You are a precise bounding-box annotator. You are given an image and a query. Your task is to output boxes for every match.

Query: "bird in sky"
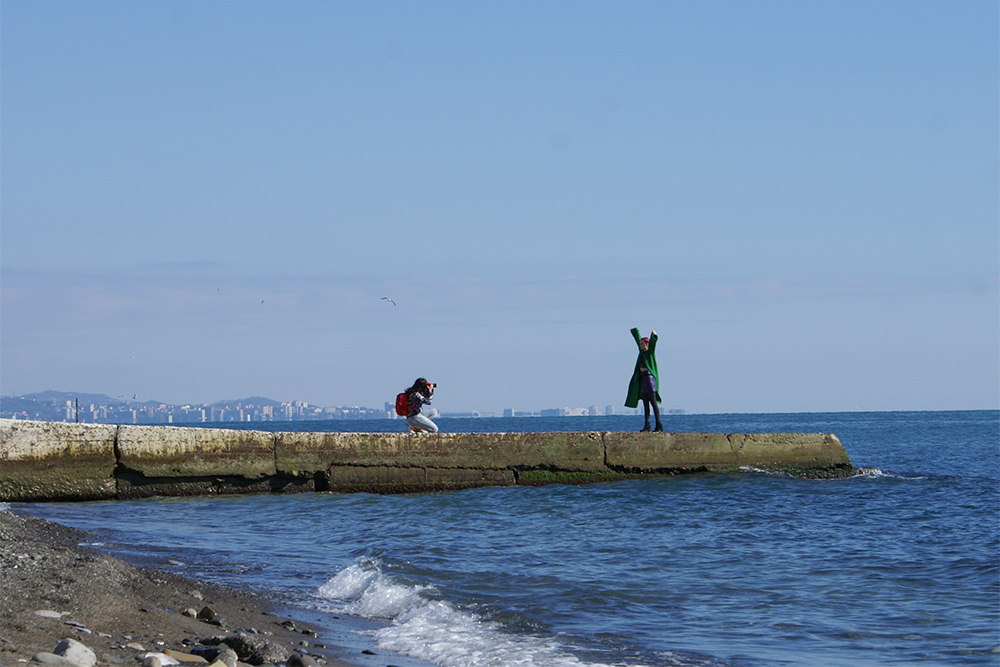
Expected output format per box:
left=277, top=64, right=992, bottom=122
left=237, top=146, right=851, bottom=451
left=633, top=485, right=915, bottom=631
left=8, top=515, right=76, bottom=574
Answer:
left=381, top=297, right=396, bottom=306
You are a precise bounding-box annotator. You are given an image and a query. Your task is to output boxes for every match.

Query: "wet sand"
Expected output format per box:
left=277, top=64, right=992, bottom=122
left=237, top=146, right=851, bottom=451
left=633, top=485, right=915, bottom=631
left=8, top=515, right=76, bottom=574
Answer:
left=0, top=510, right=369, bottom=667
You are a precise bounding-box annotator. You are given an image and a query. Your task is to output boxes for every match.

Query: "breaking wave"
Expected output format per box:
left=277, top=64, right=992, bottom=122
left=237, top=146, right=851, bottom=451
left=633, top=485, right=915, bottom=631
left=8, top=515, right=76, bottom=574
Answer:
left=316, top=557, right=651, bottom=667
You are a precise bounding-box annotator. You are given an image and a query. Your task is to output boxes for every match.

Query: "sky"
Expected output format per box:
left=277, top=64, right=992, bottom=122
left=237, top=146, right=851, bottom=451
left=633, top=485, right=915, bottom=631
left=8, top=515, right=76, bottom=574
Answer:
left=2, top=1, right=997, bottom=414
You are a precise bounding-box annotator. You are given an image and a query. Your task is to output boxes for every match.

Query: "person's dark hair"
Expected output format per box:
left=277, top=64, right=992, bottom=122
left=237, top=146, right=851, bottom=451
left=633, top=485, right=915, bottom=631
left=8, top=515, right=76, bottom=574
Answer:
left=406, top=378, right=432, bottom=397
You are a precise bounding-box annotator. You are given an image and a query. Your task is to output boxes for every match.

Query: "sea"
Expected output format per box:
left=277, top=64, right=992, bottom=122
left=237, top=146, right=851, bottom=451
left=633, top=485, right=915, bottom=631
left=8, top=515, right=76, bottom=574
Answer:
left=8, top=411, right=999, bottom=667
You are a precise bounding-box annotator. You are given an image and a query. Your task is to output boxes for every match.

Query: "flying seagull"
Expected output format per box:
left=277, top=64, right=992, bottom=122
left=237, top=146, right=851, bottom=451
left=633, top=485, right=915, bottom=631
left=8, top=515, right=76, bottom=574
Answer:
left=381, top=297, right=396, bottom=306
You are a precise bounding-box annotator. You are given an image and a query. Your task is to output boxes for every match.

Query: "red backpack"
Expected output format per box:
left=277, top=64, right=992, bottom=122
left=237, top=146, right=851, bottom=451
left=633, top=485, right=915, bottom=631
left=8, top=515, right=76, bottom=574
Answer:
left=395, top=392, right=410, bottom=416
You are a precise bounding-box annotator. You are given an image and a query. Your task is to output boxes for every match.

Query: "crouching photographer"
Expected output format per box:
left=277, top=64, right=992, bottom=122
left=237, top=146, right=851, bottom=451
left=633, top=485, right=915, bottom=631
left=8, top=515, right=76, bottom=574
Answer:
left=404, top=378, right=438, bottom=433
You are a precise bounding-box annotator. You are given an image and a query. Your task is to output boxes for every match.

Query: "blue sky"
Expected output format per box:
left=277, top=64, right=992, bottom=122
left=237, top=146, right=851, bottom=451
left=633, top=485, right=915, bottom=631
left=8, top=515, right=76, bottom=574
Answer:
left=2, top=1, right=997, bottom=414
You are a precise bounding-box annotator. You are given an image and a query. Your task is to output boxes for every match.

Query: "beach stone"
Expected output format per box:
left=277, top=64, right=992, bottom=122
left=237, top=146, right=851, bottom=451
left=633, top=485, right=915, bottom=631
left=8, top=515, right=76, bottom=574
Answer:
left=142, top=657, right=161, bottom=667
left=215, top=647, right=238, bottom=667
left=184, top=649, right=211, bottom=663
left=54, top=638, right=96, bottom=667
left=34, top=610, right=68, bottom=619
left=31, top=652, right=80, bottom=666
left=64, top=621, right=91, bottom=634
left=209, top=632, right=289, bottom=665
left=182, top=608, right=198, bottom=618
left=286, top=655, right=318, bottom=667
left=163, top=649, right=207, bottom=663
left=197, top=606, right=217, bottom=620
left=125, top=642, right=145, bottom=651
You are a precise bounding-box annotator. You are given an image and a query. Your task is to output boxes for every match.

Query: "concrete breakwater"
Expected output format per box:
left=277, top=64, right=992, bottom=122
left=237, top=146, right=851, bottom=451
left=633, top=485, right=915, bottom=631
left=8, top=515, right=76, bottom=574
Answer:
left=0, top=418, right=853, bottom=502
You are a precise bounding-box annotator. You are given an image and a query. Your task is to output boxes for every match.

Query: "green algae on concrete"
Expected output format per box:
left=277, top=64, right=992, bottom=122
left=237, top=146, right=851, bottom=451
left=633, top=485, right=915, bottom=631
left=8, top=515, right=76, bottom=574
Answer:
left=324, top=464, right=515, bottom=494
left=516, top=469, right=628, bottom=485
left=0, top=420, right=118, bottom=501
left=116, top=424, right=276, bottom=479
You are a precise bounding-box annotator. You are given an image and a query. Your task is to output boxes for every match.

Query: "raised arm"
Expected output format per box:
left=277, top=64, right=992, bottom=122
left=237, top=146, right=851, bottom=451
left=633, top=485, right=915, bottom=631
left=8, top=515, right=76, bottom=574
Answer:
left=631, top=327, right=642, bottom=348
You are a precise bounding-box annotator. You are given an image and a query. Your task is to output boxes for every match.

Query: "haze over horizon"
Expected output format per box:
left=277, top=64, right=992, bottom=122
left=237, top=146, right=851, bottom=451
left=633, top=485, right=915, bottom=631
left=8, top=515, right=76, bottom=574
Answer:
left=2, top=2, right=997, bottom=414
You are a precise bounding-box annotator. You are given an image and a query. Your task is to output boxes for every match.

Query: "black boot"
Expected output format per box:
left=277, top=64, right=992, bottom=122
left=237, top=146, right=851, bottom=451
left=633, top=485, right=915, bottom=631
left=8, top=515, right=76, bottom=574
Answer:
left=654, top=422, right=663, bottom=432
left=640, top=422, right=651, bottom=432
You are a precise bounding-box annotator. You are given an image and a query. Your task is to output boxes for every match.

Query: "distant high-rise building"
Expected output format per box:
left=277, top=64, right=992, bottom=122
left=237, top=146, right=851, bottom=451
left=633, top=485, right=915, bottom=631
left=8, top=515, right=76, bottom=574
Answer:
left=503, top=408, right=514, bottom=417
left=605, top=405, right=614, bottom=415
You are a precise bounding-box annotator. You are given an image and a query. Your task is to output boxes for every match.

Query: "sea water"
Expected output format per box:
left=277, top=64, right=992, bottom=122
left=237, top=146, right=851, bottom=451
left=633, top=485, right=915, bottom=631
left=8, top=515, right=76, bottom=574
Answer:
left=10, top=411, right=999, bottom=666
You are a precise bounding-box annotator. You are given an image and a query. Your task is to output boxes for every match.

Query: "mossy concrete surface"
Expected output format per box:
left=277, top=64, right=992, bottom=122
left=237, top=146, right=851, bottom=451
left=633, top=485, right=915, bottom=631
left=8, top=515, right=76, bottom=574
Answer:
left=0, top=420, right=118, bottom=501
left=275, top=431, right=605, bottom=474
left=604, top=432, right=850, bottom=472
left=117, top=424, right=276, bottom=478
left=0, top=419, right=854, bottom=501
left=605, top=432, right=736, bottom=470
left=732, top=433, right=849, bottom=468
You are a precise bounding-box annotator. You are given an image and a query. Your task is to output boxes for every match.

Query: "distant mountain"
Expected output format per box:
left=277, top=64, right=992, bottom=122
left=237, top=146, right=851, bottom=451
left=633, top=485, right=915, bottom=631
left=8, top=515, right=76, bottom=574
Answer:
left=2, top=391, right=289, bottom=408
left=19, top=390, right=130, bottom=405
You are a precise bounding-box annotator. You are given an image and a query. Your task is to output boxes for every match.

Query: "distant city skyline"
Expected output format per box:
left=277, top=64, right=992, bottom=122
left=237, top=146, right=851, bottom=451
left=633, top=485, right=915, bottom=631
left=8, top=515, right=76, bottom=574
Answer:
left=0, top=389, right=659, bottom=424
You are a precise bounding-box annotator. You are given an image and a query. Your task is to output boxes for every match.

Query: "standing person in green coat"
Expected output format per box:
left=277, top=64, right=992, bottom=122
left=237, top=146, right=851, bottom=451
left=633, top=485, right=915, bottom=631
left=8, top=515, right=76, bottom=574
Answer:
left=625, top=327, right=662, bottom=432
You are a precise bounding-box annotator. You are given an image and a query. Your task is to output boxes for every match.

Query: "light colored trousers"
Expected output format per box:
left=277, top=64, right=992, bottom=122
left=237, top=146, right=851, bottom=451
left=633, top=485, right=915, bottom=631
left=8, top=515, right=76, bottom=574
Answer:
left=407, top=412, right=439, bottom=433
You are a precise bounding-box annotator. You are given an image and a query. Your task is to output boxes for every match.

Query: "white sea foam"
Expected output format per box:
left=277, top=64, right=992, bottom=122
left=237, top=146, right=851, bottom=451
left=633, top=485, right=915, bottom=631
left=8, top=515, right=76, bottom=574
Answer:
left=317, top=559, right=381, bottom=602
left=317, top=558, right=650, bottom=667
left=740, top=465, right=925, bottom=481
left=851, top=466, right=889, bottom=478
left=849, top=467, right=924, bottom=480
left=737, top=466, right=785, bottom=475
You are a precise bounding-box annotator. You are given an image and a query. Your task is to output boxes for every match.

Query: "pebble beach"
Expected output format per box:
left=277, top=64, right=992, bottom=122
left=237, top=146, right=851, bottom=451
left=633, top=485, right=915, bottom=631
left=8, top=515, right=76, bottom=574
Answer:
left=0, top=510, right=366, bottom=667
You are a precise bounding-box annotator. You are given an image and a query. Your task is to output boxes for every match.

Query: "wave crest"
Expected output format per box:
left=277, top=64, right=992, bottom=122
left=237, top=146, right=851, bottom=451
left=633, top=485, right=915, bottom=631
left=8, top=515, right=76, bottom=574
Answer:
left=316, top=557, right=649, bottom=667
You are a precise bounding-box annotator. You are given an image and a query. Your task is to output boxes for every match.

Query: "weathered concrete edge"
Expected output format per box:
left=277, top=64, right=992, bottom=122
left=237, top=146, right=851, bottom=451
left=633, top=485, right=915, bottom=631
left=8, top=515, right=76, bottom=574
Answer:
left=0, top=419, right=854, bottom=501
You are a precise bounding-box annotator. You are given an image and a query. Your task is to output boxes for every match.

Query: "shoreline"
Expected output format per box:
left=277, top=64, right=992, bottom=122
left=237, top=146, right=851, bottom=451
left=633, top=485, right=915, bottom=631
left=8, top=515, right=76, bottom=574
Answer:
left=0, top=509, right=371, bottom=667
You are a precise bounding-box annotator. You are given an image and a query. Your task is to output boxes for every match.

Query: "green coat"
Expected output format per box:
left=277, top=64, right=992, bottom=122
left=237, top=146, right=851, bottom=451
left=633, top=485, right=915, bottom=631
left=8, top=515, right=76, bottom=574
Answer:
left=625, top=327, right=661, bottom=408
